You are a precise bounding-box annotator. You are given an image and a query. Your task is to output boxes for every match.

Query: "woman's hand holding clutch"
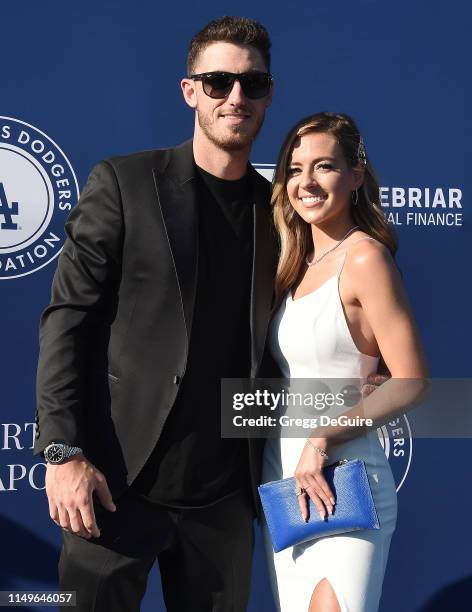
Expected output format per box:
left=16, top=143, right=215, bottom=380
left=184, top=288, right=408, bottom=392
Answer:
left=294, top=437, right=336, bottom=522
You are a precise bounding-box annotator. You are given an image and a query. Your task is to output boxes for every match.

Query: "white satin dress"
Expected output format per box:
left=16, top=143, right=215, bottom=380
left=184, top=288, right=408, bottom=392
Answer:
left=262, top=238, right=398, bottom=612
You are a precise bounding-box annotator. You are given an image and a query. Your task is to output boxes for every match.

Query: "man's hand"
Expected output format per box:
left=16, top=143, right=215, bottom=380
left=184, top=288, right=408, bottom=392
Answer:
left=361, top=370, right=390, bottom=398
left=45, top=454, right=116, bottom=539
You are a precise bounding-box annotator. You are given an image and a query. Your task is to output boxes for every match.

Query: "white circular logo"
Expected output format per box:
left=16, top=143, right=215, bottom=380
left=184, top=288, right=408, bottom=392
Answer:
left=0, top=117, right=79, bottom=279
left=377, top=415, right=413, bottom=491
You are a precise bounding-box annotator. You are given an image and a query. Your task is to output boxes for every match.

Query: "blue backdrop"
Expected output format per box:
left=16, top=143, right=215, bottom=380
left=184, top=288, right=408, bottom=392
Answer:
left=1, top=1, right=470, bottom=610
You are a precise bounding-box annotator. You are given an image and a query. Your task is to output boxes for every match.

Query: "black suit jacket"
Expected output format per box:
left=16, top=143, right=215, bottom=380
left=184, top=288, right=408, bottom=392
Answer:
left=34, top=139, right=278, bottom=515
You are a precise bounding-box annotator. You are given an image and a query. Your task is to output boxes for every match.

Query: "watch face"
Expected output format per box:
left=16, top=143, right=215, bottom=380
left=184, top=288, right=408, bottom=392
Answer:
left=46, top=444, right=65, bottom=463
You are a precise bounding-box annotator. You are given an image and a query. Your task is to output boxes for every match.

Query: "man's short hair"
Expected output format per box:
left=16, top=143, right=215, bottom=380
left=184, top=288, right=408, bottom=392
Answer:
left=187, top=16, right=271, bottom=75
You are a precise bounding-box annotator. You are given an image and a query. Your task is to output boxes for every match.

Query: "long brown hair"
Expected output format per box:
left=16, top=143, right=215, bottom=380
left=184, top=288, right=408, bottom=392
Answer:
left=272, top=112, right=397, bottom=306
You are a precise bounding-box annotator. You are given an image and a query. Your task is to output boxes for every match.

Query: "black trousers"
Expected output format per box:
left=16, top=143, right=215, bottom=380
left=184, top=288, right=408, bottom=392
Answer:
left=58, top=488, right=255, bottom=612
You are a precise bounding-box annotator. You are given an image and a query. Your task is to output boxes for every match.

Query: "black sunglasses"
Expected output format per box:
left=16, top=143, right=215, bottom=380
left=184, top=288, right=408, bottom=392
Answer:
left=188, top=71, right=273, bottom=99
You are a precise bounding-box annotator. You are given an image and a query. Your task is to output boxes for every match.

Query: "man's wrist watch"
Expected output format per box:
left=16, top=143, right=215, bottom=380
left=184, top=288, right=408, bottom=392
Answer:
left=44, top=442, right=83, bottom=464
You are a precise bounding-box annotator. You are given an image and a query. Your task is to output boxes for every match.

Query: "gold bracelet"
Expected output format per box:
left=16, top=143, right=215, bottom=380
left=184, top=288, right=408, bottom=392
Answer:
left=305, top=439, right=329, bottom=459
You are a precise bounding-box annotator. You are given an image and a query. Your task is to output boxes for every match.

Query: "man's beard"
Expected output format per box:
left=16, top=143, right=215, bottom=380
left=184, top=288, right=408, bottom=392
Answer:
left=196, top=110, right=265, bottom=152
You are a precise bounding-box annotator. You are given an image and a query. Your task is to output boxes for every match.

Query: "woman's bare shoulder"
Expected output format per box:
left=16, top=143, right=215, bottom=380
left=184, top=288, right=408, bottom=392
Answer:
left=347, top=235, right=394, bottom=269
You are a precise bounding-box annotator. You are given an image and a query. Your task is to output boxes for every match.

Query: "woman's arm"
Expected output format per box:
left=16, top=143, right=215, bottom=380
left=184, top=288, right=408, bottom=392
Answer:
left=348, top=239, right=428, bottom=378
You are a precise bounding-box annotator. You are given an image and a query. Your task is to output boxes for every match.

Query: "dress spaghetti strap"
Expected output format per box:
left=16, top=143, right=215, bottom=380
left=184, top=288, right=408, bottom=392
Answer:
left=348, top=235, right=378, bottom=247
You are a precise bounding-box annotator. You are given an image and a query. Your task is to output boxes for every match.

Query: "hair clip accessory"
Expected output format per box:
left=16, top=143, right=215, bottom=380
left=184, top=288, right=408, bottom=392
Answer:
left=358, top=136, right=367, bottom=166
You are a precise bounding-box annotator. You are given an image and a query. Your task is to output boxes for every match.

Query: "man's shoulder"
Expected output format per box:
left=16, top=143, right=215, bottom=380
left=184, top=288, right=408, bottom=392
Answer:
left=104, top=146, right=170, bottom=176
left=248, top=163, right=272, bottom=206
left=103, top=139, right=192, bottom=178
left=249, top=163, right=271, bottom=186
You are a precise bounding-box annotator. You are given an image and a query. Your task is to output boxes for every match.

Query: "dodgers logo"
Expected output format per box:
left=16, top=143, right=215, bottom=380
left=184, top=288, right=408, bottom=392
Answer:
left=0, top=116, right=79, bottom=279
left=377, top=415, right=412, bottom=492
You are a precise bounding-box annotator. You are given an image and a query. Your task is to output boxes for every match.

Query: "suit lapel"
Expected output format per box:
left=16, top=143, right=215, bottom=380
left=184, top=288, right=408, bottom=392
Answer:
left=249, top=166, right=278, bottom=377
left=152, top=139, right=198, bottom=345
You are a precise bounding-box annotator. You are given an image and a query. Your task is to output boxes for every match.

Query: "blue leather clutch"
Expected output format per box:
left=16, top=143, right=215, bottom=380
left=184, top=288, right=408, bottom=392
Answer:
left=258, top=459, right=380, bottom=552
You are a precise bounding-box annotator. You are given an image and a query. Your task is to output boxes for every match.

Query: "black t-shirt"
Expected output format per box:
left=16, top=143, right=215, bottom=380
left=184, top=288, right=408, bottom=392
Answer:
left=129, top=164, right=254, bottom=508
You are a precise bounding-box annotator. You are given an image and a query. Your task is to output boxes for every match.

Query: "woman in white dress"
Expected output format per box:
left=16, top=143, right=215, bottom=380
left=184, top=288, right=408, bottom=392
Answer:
left=262, top=112, right=428, bottom=612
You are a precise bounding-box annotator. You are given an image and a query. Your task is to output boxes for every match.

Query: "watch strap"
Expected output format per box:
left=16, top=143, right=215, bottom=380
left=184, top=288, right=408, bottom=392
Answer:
left=64, top=445, right=83, bottom=459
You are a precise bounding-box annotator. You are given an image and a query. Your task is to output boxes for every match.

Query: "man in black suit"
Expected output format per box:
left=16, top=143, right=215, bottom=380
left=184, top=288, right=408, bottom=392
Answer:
left=34, top=15, right=277, bottom=612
